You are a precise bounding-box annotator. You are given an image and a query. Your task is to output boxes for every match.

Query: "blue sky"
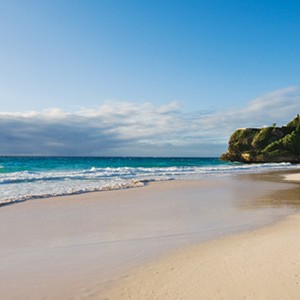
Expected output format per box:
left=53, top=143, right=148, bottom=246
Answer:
left=0, top=0, right=300, bottom=156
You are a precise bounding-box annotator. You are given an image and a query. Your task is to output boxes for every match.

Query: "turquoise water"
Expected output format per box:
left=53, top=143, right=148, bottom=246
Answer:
left=0, top=156, right=226, bottom=173
left=0, top=156, right=296, bottom=205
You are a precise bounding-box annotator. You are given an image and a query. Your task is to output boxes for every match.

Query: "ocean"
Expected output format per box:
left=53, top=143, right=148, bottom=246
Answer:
left=0, top=156, right=297, bottom=205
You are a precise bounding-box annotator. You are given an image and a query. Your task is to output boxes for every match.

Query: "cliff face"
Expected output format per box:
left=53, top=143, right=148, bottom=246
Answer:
left=221, top=116, right=300, bottom=163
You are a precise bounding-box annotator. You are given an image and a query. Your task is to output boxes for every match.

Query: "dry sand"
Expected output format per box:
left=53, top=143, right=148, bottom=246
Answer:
left=285, top=172, right=300, bottom=182
left=1, top=174, right=300, bottom=299
left=103, top=212, right=300, bottom=300
left=102, top=173, right=300, bottom=300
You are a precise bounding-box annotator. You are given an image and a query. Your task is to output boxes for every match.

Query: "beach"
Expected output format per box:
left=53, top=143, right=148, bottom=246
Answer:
left=1, top=171, right=300, bottom=299
left=2, top=0, right=300, bottom=299
left=103, top=209, right=300, bottom=300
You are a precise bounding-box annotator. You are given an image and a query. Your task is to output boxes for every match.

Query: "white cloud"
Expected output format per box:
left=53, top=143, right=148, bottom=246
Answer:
left=0, top=87, right=299, bottom=156
left=198, top=86, right=300, bottom=132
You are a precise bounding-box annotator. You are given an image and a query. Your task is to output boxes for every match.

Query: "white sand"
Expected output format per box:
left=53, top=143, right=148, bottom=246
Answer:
left=103, top=213, right=300, bottom=300
left=0, top=176, right=299, bottom=299
left=285, top=172, right=300, bottom=182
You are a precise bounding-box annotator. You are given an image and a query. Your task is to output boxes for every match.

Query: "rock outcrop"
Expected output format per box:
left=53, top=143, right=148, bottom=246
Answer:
left=221, top=115, right=300, bottom=163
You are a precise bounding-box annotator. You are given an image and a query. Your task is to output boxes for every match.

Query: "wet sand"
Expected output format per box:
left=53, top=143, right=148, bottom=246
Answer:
left=103, top=212, right=300, bottom=300
left=0, top=173, right=299, bottom=299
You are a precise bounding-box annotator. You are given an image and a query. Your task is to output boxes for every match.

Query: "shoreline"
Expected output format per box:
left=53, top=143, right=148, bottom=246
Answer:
left=103, top=211, right=300, bottom=300
left=102, top=171, right=300, bottom=299
left=1, top=170, right=300, bottom=299
left=1, top=161, right=299, bottom=207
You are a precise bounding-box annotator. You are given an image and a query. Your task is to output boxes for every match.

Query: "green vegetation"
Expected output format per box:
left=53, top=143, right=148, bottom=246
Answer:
left=251, top=127, right=273, bottom=149
left=263, top=126, right=300, bottom=155
left=221, top=116, right=300, bottom=163
left=286, top=114, right=300, bottom=127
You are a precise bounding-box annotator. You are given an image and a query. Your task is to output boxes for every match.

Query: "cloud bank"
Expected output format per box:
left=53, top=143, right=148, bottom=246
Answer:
left=1, top=87, right=300, bottom=156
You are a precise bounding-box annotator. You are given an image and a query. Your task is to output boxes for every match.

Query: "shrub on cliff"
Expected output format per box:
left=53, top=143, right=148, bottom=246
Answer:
left=221, top=115, right=300, bottom=163
left=262, top=126, right=300, bottom=156
left=251, top=127, right=273, bottom=149
left=287, top=114, right=300, bottom=127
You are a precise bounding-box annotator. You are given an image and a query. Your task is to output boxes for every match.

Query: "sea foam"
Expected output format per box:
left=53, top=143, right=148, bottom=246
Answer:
left=0, top=157, right=298, bottom=206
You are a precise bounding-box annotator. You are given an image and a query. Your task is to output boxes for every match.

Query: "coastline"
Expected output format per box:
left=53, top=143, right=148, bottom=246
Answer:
left=102, top=171, right=300, bottom=300
left=103, top=211, right=300, bottom=300
left=1, top=171, right=300, bottom=299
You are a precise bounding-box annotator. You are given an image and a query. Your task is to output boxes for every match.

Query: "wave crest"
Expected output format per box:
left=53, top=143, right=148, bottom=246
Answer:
left=0, top=161, right=298, bottom=206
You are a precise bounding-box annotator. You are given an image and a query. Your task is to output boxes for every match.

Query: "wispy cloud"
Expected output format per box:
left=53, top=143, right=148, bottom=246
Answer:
left=0, top=87, right=299, bottom=156
left=197, top=86, right=300, bottom=135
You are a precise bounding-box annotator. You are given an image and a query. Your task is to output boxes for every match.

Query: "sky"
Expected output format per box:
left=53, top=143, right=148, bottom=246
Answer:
left=0, top=0, right=300, bottom=156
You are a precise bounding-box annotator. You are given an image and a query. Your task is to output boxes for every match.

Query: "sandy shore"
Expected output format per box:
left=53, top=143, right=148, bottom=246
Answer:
left=103, top=212, right=300, bottom=300
left=285, top=172, right=300, bottom=182
left=1, top=173, right=300, bottom=299
left=103, top=172, right=300, bottom=300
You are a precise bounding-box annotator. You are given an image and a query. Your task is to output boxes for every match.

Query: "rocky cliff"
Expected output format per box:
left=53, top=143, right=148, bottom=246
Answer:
left=221, top=115, right=300, bottom=163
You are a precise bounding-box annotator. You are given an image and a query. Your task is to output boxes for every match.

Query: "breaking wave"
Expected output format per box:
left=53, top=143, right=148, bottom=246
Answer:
left=0, top=159, right=298, bottom=206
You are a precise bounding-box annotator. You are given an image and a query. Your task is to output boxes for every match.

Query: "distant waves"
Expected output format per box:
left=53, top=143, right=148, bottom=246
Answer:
left=0, top=157, right=298, bottom=206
